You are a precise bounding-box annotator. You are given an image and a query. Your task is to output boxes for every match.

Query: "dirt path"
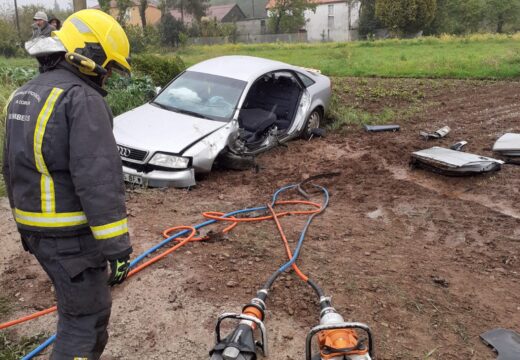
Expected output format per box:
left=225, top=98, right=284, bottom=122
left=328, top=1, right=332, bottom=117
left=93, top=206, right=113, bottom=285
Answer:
left=1, top=78, right=519, bottom=359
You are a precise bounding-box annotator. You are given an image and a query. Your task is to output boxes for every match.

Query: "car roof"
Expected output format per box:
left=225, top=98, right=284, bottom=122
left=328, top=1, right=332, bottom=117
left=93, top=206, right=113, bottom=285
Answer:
left=186, top=55, right=301, bottom=82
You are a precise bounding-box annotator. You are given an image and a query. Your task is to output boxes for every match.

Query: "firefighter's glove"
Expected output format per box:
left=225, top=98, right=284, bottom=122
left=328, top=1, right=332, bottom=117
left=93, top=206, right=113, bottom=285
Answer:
left=108, top=256, right=130, bottom=286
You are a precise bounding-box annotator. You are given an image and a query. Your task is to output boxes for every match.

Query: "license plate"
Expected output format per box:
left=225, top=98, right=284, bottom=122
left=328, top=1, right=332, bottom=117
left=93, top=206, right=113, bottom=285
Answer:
left=123, top=173, right=143, bottom=185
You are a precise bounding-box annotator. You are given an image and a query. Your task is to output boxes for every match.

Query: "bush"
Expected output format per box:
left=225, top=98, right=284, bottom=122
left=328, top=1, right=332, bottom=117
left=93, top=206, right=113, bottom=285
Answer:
left=125, top=25, right=160, bottom=53
left=0, top=20, right=21, bottom=58
left=131, top=53, right=185, bottom=87
left=0, top=67, right=38, bottom=86
left=105, top=74, right=156, bottom=116
left=158, top=14, right=185, bottom=47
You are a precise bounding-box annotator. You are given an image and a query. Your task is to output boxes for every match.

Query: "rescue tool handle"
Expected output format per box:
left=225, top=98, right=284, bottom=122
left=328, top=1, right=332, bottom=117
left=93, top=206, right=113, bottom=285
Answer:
left=215, top=312, right=268, bottom=356
left=305, top=322, right=374, bottom=360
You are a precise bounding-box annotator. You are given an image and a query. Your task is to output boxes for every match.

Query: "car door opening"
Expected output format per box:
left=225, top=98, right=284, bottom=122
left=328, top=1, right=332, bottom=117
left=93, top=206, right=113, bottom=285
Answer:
left=239, top=72, right=303, bottom=146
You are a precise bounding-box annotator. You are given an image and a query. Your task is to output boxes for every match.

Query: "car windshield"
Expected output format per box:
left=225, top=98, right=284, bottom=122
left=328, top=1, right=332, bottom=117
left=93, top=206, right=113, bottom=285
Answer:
left=153, top=71, right=247, bottom=121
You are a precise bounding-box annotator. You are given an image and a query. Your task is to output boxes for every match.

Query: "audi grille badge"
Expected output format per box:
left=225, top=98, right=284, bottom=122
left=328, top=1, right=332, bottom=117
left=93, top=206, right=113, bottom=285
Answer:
left=118, top=145, right=131, bottom=158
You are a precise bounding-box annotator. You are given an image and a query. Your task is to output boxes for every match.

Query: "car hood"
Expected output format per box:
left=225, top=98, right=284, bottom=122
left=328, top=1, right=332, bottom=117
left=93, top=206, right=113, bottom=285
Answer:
left=113, top=103, right=228, bottom=154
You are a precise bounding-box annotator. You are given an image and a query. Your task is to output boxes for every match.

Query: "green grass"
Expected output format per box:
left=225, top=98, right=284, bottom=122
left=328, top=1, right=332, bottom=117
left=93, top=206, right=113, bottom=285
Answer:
left=0, top=332, right=49, bottom=360
left=174, top=33, right=520, bottom=79
left=0, top=57, right=35, bottom=68
left=0, top=296, right=10, bottom=316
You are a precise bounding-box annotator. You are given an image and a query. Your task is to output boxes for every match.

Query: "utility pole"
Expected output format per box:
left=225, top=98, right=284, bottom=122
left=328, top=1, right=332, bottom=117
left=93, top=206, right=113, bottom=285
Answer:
left=13, top=0, right=21, bottom=39
left=73, top=0, right=87, bottom=12
left=252, top=0, right=255, bottom=17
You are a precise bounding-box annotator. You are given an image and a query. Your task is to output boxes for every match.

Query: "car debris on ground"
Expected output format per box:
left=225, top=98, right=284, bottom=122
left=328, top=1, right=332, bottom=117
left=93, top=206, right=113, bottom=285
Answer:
left=493, top=133, right=520, bottom=163
left=420, top=125, right=451, bottom=140
left=364, top=124, right=400, bottom=132
left=410, top=146, right=504, bottom=176
left=449, top=140, right=468, bottom=151
left=480, top=328, right=520, bottom=360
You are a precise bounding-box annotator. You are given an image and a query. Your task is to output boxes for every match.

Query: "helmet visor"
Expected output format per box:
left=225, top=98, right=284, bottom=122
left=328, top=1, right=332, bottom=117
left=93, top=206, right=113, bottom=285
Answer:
left=107, top=59, right=131, bottom=77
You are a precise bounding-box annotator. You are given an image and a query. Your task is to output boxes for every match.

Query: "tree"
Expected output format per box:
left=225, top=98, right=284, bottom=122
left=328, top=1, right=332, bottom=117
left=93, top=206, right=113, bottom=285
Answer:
left=267, top=0, right=316, bottom=34
left=0, top=18, right=20, bottom=57
left=425, top=0, right=485, bottom=35
left=171, top=0, right=207, bottom=24
left=158, top=12, right=184, bottom=46
left=98, top=0, right=111, bottom=13
left=485, top=0, right=520, bottom=33
left=116, top=0, right=132, bottom=26
left=139, top=0, right=147, bottom=27
left=375, top=0, right=437, bottom=36
left=359, top=0, right=383, bottom=37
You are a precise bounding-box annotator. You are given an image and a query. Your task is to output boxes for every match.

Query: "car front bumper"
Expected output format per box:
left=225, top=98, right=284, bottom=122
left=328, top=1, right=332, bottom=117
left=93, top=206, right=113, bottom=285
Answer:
left=122, top=165, right=196, bottom=188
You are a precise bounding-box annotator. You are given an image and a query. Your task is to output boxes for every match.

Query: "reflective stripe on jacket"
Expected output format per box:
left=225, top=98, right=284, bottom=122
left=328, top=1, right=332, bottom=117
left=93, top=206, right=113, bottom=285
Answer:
left=2, top=62, right=132, bottom=260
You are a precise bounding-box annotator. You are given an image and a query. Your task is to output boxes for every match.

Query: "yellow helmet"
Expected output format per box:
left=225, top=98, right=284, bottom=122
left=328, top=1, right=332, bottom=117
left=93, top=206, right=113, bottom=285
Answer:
left=54, top=9, right=131, bottom=76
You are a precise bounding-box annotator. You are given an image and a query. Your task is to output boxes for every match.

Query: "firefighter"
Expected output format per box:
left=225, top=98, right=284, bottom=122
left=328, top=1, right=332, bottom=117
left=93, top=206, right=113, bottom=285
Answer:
left=2, top=9, right=133, bottom=359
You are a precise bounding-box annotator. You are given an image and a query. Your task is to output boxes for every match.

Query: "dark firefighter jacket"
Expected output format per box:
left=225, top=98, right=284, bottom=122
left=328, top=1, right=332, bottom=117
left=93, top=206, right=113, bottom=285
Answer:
left=2, top=61, right=132, bottom=261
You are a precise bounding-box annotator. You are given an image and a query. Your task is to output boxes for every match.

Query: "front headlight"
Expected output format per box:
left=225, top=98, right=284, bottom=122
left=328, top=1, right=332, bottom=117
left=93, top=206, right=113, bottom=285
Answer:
left=149, top=153, right=189, bottom=169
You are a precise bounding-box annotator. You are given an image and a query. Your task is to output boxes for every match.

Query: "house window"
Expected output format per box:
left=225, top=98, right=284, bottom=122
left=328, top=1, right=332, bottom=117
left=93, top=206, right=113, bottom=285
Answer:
left=328, top=4, right=334, bottom=28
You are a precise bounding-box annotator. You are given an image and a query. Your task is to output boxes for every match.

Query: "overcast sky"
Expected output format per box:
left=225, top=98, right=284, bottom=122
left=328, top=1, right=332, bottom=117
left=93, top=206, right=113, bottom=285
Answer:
left=3, top=0, right=99, bottom=11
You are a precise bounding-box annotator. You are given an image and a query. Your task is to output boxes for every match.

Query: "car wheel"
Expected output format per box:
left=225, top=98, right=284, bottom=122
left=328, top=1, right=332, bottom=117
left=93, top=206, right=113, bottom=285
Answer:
left=217, top=150, right=256, bottom=170
left=301, top=109, right=322, bottom=140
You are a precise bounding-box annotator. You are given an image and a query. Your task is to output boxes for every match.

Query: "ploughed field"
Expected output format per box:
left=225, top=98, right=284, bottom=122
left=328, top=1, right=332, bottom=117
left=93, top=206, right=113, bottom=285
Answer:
left=1, top=77, right=519, bottom=359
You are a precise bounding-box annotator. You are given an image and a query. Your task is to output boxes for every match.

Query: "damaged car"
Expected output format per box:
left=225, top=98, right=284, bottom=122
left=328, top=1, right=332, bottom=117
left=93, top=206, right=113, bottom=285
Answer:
left=113, top=55, right=331, bottom=187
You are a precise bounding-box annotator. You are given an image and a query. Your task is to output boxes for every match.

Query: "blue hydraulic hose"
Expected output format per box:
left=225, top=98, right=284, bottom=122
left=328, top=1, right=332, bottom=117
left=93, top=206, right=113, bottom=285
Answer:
left=273, top=185, right=329, bottom=273
left=21, top=334, right=56, bottom=360
left=21, top=200, right=279, bottom=359
left=130, top=205, right=266, bottom=267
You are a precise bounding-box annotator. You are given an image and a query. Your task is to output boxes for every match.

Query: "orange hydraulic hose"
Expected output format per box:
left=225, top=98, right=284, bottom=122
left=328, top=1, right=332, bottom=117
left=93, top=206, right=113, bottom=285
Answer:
left=0, top=306, right=58, bottom=330
left=202, top=200, right=321, bottom=223
left=267, top=203, right=309, bottom=282
left=128, top=226, right=197, bottom=277
left=0, top=227, right=197, bottom=331
left=0, top=200, right=322, bottom=331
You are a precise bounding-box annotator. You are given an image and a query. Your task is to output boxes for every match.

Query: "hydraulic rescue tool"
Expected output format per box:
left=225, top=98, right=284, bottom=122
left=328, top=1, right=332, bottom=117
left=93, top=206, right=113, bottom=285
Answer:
left=306, top=297, right=373, bottom=360
left=14, top=180, right=374, bottom=359
left=209, top=182, right=374, bottom=360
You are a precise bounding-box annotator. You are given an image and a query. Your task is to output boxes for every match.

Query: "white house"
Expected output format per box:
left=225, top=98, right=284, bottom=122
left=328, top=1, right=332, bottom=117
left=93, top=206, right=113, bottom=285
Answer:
left=266, top=0, right=361, bottom=42
left=305, top=0, right=360, bottom=42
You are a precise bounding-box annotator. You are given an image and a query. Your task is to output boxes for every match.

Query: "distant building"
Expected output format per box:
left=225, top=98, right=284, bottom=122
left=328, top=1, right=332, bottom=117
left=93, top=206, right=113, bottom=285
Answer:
left=91, top=0, right=161, bottom=26
left=208, top=0, right=268, bottom=19
left=169, top=4, right=247, bottom=25
left=266, top=0, right=360, bottom=42
left=206, top=4, right=247, bottom=22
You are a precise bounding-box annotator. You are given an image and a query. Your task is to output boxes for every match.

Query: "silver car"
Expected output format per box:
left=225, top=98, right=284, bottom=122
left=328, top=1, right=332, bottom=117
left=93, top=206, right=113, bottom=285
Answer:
left=113, top=55, right=331, bottom=187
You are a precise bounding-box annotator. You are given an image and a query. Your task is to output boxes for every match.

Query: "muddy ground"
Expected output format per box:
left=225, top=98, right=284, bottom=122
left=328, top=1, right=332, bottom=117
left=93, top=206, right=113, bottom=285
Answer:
left=1, top=78, right=519, bottom=359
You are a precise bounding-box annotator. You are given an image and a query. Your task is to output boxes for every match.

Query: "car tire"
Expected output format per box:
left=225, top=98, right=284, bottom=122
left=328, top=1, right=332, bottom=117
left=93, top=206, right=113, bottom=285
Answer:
left=217, top=150, right=256, bottom=170
left=300, top=108, right=322, bottom=140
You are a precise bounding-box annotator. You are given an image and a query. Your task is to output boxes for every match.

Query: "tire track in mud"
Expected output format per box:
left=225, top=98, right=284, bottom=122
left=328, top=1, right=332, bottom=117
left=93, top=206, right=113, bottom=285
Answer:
left=382, top=161, right=520, bottom=220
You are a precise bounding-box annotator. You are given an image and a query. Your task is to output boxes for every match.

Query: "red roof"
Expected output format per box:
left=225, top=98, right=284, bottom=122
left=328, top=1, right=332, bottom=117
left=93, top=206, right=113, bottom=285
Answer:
left=206, top=4, right=236, bottom=21
left=169, top=9, right=194, bottom=23
left=91, top=0, right=158, bottom=9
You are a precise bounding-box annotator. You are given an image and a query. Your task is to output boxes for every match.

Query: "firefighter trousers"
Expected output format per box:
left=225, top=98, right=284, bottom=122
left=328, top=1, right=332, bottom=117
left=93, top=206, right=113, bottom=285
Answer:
left=22, top=232, right=112, bottom=360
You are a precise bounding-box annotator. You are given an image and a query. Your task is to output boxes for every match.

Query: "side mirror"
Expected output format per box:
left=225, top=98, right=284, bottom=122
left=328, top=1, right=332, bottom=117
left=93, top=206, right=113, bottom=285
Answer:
left=155, top=86, right=162, bottom=95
